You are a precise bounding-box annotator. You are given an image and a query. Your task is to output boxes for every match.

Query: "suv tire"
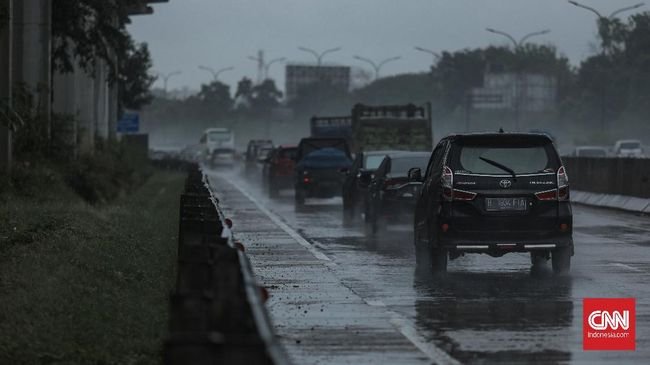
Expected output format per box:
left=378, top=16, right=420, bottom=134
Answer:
left=552, top=246, right=571, bottom=275
left=295, top=187, right=306, bottom=207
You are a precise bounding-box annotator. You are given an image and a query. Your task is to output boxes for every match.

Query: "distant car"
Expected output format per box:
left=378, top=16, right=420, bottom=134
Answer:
left=294, top=141, right=352, bottom=207
left=245, top=139, right=273, bottom=174
left=572, top=146, right=609, bottom=158
left=614, top=139, right=644, bottom=158
left=411, top=133, right=573, bottom=274
left=257, top=146, right=274, bottom=169
left=364, top=152, right=430, bottom=234
left=262, top=145, right=298, bottom=198
left=211, top=148, right=236, bottom=167
left=341, top=150, right=402, bottom=225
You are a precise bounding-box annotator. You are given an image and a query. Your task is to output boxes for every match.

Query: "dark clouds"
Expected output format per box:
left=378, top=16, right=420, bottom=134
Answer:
left=128, top=0, right=636, bottom=91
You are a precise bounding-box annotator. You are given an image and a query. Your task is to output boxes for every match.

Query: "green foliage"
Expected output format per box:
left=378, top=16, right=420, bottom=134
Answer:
left=195, top=80, right=234, bottom=112
left=0, top=171, right=182, bottom=364
left=11, top=84, right=50, bottom=161
left=250, top=79, right=283, bottom=113
left=65, top=140, right=153, bottom=205
left=571, top=12, right=650, bottom=126
left=52, top=0, right=155, bottom=110
left=119, top=41, right=156, bottom=110
left=52, top=0, right=130, bottom=75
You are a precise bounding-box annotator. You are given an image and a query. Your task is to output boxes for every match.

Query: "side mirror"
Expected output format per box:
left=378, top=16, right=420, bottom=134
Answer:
left=408, top=167, right=423, bottom=182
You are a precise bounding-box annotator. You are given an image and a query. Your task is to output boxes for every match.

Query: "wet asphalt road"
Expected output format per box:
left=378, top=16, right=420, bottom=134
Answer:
left=208, top=167, right=650, bottom=364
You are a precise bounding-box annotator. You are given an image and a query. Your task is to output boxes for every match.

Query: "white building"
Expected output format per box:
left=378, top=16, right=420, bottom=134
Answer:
left=471, top=72, right=557, bottom=112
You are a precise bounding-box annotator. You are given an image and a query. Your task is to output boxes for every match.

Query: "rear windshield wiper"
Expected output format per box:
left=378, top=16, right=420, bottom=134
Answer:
left=479, top=157, right=517, bottom=179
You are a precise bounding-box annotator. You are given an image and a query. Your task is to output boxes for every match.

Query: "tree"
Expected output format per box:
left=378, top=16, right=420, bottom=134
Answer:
left=119, top=41, right=156, bottom=110
left=52, top=0, right=131, bottom=76
left=196, top=80, right=233, bottom=115
left=52, top=0, right=156, bottom=112
left=353, top=73, right=434, bottom=106
left=433, top=45, right=573, bottom=112
left=234, top=77, right=253, bottom=110
left=250, top=79, right=283, bottom=113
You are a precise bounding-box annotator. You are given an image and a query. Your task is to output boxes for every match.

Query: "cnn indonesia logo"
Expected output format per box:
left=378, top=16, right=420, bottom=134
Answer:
left=583, top=298, right=636, bottom=351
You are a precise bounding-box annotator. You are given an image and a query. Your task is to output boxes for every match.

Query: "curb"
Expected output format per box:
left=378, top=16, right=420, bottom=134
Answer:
left=572, top=190, right=650, bottom=214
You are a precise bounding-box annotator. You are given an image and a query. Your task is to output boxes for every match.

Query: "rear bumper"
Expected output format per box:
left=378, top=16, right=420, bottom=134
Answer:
left=439, top=235, right=573, bottom=254
left=296, top=182, right=343, bottom=198
left=269, top=175, right=293, bottom=188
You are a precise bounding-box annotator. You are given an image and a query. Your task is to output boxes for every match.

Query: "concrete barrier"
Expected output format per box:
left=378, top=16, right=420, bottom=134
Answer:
left=163, top=163, right=290, bottom=365
left=563, top=157, right=650, bottom=199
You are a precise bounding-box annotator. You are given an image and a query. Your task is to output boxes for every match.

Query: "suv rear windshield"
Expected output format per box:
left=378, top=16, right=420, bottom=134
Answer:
left=451, top=137, right=558, bottom=175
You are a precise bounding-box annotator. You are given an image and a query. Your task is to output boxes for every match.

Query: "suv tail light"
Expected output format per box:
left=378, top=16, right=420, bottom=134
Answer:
left=442, top=166, right=453, bottom=201
left=535, top=189, right=558, bottom=201
left=535, top=166, right=570, bottom=201
left=557, top=166, right=569, bottom=201
left=453, top=189, right=477, bottom=201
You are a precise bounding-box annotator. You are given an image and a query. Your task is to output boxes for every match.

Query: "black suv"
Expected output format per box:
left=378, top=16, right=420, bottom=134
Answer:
left=411, top=133, right=573, bottom=274
left=341, top=150, right=399, bottom=224
left=364, top=152, right=430, bottom=234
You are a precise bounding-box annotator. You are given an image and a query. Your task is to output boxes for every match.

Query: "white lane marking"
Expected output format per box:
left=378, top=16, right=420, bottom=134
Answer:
left=215, top=175, right=461, bottom=365
left=609, top=263, right=644, bottom=273
left=221, top=176, right=332, bottom=262
left=364, top=299, right=462, bottom=365
left=389, top=313, right=461, bottom=365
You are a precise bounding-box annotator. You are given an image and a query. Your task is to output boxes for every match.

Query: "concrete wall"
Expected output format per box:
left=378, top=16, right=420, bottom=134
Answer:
left=12, top=0, right=51, bottom=124
left=0, top=0, right=12, bottom=171
left=52, top=55, right=117, bottom=154
left=563, top=157, right=650, bottom=199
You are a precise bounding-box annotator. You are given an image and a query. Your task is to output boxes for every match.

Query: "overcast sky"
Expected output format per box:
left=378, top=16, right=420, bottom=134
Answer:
left=127, top=0, right=642, bottom=92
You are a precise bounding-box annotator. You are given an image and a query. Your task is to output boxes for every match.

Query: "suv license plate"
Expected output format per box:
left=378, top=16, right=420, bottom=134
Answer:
left=485, top=197, right=528, bottom=212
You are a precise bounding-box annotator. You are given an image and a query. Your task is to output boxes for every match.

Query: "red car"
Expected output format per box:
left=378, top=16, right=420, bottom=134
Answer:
left=262, top=145, right=298, bottom=198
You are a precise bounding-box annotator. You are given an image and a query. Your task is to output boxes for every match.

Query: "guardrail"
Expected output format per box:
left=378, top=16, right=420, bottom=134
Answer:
left=563, top=157, right=650, bottom=199
left=163, top=163, right=290, bottom=365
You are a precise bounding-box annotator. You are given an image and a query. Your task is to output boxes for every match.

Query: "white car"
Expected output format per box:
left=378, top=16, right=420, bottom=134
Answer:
left=613, top=140, right=644, bottom=158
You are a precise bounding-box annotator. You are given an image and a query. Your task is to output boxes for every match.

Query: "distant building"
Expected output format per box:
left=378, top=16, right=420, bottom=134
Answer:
left=285, top=64, right=351, bottom=101
left=471, top=73, right=557, bottom=112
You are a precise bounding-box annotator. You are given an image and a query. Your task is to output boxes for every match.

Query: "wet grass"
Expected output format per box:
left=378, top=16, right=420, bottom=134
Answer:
left=0, top=171, right=184, bottom=364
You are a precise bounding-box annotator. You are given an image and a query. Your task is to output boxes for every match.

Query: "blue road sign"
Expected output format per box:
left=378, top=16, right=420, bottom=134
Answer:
left=117, top=112, right=140, bottom=133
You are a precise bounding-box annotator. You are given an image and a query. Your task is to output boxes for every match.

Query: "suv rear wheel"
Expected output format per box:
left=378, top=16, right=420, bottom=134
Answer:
left=552, top=246, right=571, bottom=275
left=295, top=187, right=306, bottom=207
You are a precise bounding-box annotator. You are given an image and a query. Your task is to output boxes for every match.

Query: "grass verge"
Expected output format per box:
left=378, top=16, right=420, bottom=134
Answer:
left=0, top=170, right=184, bottom=364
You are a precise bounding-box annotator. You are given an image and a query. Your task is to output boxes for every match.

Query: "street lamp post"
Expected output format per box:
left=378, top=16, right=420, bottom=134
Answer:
left=485, top=28, right=551, bottom=131
left=353, top=55, right=401, bottom=80
left=567, top=1, right=644, bottom=131
left=297, top=46, right=342, bottom=67
left=414, top=46, right=441, bottom=67
left=156, top=70, right=182, bottom=94
left=264, top=58, right=286, bottom=80
left=248, top=56, right=286, bottom=81
left=198, top=66, right=234, bottom=82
